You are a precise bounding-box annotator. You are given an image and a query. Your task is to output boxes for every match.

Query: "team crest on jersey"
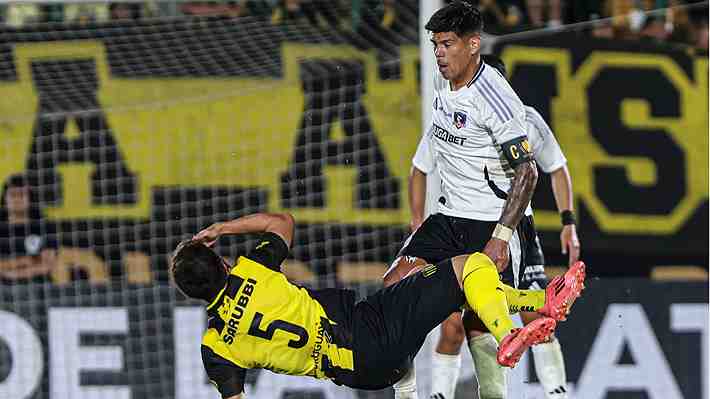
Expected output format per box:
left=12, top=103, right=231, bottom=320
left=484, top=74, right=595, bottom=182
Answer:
left=453, top=111, right=467, bottom=129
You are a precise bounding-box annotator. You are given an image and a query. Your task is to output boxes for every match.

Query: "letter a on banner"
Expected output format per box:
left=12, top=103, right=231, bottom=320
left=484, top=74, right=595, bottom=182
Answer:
left=576, top=304, right=682, bottom=399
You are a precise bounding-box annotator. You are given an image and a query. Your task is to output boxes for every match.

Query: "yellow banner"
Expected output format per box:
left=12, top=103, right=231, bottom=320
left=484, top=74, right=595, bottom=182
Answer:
left=0, top=40, right=706, bottom=235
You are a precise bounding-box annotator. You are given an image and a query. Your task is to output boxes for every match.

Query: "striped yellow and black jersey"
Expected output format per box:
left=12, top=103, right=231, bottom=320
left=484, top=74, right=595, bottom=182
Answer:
left=200, top=233, right=356, bottom=398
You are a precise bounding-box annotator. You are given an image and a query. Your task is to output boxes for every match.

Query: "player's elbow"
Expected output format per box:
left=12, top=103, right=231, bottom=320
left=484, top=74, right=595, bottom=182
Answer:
left=410, top=165, right=426, bottom=178
left=272, top=212, right=295, bottom=230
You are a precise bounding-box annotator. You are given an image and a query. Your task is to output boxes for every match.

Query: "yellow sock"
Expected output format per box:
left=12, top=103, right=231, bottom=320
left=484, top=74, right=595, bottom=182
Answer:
left=462, top=253, right=514, bottom=343
left=502, top=284, right=546, bottom=314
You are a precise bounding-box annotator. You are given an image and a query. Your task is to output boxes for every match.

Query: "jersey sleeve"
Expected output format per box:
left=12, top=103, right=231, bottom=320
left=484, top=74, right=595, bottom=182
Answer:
left=244, top=232, right=289, bottom=272
left=525, top=107, right=567, bottom=173
left=202, top=344, right=247, bottom=398
left=475, top=78, right=532, bottom=167
left=412, top=125, right=436, bottom=174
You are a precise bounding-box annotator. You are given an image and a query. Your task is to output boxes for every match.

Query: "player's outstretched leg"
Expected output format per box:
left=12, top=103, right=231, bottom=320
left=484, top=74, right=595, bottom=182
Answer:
left=458, top=253, right=557, bottom=368
left=499, top=261, right=586, bottom=321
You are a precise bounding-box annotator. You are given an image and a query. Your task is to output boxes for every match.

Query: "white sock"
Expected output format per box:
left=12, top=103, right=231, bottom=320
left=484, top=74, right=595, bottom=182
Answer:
left=393, top=366, right=418, bottom=399
left=468, top=333, right=506, bottom=399
left=429, top=351, right=461, bottom=399
left=532, top=338, right=568, bottom=399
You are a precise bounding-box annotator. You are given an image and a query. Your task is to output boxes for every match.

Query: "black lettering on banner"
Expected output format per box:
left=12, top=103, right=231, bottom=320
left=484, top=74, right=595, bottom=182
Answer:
left=248, top=312, right=309, bottom=349
left=509, top=63, right=559, bottom=212
left=280, top=60, right=400, bottom=209
left=25, top=59, right=137, bottom=205
left=588, top=67, right=685, bottom=214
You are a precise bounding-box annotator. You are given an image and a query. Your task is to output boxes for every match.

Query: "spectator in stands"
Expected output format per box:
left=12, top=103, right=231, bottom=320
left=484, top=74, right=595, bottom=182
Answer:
left=525, top=0, right=562, bottom=27
left=110, top=3, right=143, bottom=20
left=271, top=0, right=342, bottom=28
left=64, top=3, right=109, bottom=24
left=639, top=15, right=670, bottom=42
left=0, top=174, right=57, bottom=282
left=181, top=1, right=247, bottom=18
left=449, top=0, right=528, bottom=34
left=689, top=4, right=709, bottom=50
left=695, top=19, right=708, bottom=49
left=4, top=3, right=42, bottom=27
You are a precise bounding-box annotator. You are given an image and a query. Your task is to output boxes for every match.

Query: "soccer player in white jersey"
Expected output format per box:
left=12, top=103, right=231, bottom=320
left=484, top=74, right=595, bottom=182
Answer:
left=380, top=3, right=579, bottom=399
left=458, top=55, right=581, bottom=399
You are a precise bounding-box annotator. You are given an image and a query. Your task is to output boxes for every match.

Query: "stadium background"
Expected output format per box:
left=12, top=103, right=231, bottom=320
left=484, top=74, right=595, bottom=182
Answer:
left=0, top=1, right=707, bottom=398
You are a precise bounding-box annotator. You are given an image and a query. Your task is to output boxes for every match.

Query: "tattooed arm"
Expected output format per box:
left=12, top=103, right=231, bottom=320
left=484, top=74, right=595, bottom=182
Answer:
left=483, top=158, right=538, bottom=272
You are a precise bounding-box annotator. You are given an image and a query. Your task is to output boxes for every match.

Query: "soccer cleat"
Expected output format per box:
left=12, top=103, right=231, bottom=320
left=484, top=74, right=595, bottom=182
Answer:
left=497, top=317, right=556, bottom=368
left=538, top=261, right=586, bottom=321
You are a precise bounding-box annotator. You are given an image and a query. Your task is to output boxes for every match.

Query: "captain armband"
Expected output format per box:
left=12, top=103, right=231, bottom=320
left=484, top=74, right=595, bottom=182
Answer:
left=500, top=136, right=533, bottom=168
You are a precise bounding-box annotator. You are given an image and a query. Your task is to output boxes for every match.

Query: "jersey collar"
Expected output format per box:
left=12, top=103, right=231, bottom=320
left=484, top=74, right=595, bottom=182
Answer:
left=448, top=61, right=485, bottom=91
left=206, top=283, right=228, bottom=311
left=467, top=61, right=485, bottom=88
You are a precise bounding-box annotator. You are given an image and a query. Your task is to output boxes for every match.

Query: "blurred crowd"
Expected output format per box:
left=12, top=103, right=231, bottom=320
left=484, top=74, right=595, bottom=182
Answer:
left=0, top=0, right=707, bottom=48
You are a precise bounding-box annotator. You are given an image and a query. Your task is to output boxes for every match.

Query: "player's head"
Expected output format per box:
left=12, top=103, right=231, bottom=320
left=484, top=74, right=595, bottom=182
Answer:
left=171, top=240, right=229, bottom=302
left=481, top=54, right=507, bottom=79
left=425, top=1, right=483, bottom=82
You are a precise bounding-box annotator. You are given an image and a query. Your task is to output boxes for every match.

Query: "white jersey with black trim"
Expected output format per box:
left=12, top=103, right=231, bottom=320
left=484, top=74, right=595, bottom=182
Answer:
left=525, top=106, right=567, bottom=174
left=413, top=61, right=533, bottom=221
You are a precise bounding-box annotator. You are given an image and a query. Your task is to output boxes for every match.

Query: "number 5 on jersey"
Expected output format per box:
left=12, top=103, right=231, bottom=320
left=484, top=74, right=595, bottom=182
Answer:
left=248, top=312, right=309, bottom=348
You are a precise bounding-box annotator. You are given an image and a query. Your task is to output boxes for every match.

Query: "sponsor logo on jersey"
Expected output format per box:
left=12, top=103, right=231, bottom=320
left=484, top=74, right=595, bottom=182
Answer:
left=454, top=111, right=467, bottom=129
left=433, top=124, right=467, bottom=146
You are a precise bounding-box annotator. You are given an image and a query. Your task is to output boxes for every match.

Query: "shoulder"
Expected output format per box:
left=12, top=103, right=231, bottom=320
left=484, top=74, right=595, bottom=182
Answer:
left=524, top=106, right=553, bottom=137
left=470, top=70, right=524, bottom=125
left=244, top=232, right=290, bottom=272
left=524, top=106, right=545, bottom=124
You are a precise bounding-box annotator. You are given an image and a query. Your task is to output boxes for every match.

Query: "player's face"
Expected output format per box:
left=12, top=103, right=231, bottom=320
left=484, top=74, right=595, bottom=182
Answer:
left=430, top=31, right=480, bottom=83
left=5, top=186, right=30, bottom=214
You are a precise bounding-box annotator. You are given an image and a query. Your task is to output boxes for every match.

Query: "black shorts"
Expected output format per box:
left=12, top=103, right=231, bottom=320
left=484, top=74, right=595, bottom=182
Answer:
left=398, top=213, right=531, bottom=287
left=398, top=213, right=496, bottom=264
left=500, top=215, right=550, bottom=289
left=332, top=259, right=465, bottom=390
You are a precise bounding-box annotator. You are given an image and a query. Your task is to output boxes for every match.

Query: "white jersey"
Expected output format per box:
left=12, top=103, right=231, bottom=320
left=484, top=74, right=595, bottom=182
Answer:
left=525, top=106, right=567, bottom=173
left=413, top=62, right=532, bottom=221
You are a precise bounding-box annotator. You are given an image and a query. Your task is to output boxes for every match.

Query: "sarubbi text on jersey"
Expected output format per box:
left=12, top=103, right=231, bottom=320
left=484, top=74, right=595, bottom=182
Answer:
left=223, top=278, right=257, bottom=344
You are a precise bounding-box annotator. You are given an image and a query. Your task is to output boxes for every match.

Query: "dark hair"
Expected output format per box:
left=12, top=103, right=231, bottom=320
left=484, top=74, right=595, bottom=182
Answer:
left=425, top=1, right=483, bottom=37
left=481, top=54, right=507, bottom=78
left=171, top=240, right=228, bottom=302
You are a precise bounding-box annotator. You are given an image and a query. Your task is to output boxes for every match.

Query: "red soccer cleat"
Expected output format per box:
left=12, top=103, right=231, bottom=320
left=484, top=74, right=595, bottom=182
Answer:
left=497, top=317, right=557, bottom=367
left=538, top=261, right=586, bottom=321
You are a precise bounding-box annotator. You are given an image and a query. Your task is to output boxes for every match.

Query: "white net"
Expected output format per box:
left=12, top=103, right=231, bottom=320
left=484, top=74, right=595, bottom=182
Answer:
left=0, top=5, right=421, bottom=399
left=0, top=1, right=707, bottom=398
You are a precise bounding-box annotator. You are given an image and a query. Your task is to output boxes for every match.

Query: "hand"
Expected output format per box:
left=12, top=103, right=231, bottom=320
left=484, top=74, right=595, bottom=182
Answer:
left=483, top=238, right=509, bottom=273
left=193, top=223, right=223, bottom=247
left=560, top=224, right=580, bottom=266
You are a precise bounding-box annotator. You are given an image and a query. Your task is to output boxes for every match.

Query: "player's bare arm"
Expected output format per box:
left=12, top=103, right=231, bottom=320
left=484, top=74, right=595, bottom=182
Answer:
left=485, top=159, right=538, bottom=271
left=193, top=212, right=295, bottom=247
left=408, top=166, right=427, bottom=231
left=550, top=165, right=580, bottom=265
left=225, top=394, right=245, bottom=399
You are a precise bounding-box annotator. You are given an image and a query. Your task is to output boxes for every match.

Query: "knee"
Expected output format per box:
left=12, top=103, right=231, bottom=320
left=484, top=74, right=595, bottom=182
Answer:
left=440, top=315, right=466, bottom=347
left=383, top=256, right=426, bottom=287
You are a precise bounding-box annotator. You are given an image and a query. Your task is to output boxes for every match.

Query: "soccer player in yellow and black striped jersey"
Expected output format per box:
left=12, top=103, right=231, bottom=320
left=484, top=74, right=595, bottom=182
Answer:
left=171, top=213, right=585, bottom=398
